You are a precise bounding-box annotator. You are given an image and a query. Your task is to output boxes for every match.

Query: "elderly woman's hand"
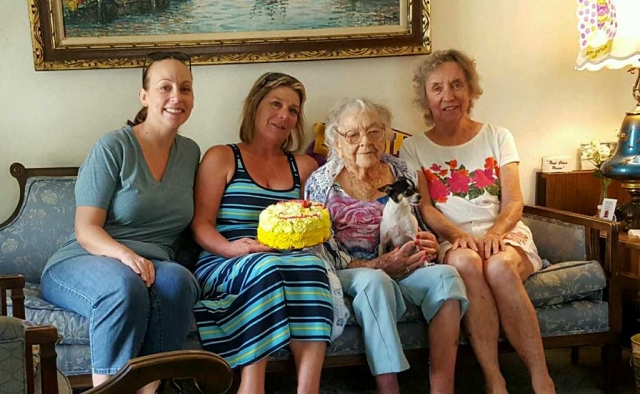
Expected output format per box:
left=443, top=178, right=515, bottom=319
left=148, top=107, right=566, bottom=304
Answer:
left=476, top=233, right=506, bottom=259
left=226, top=238, right=274, bottom=257
left=415, top=231, right=438, bottom=261
left=451, top=232, right=479, bottom=252
left=377, top=241, right=428, bottom=279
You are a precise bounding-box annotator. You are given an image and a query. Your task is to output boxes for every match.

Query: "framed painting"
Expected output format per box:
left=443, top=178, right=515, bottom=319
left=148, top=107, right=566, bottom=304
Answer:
left=28, top=0, right=430, bottom=71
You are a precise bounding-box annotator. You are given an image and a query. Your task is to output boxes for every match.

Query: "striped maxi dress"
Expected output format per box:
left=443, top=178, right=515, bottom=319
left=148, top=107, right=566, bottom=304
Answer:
left=193, top=144, right=333, bottom=369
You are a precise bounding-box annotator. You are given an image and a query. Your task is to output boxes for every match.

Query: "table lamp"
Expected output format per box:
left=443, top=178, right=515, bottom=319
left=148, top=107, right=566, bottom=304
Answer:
left=576, top=0, right=640, bottom=229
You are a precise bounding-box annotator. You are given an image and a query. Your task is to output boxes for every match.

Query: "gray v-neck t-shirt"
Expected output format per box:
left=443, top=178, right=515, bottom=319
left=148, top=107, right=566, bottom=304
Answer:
left=43, top=125, right=200, bottom=274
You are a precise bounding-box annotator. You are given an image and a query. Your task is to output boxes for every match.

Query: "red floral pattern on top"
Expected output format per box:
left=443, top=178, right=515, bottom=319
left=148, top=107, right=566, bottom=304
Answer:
left=422, top=156, right=500, bottom=204
left=448, top=170, right=471, bottom=194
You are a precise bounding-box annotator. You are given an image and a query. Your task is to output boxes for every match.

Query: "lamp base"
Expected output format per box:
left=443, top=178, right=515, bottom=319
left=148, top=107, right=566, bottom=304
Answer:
left=615, top=182, right=640, bottom=231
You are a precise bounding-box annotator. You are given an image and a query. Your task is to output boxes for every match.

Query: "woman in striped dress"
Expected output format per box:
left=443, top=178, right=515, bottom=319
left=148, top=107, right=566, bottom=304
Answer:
left=191, top=72, right=333, bottom=394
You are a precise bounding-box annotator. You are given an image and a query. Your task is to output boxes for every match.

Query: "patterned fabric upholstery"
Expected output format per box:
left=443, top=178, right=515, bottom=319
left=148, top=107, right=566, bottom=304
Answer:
left=525, top=260, right=605, bottom=307
left=7, top=283, right=88, bottom=346
left=522, top=214, right=587, bottom=263
left=0, top=178, right=76, bottom=284
left=0, top=317, right=27, bottom=394
left=0, top=173, right=611, bottom=376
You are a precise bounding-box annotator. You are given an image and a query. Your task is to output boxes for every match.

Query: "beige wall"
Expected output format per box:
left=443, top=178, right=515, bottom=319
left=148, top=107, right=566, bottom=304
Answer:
left=0, top=1, right=632, bottom=221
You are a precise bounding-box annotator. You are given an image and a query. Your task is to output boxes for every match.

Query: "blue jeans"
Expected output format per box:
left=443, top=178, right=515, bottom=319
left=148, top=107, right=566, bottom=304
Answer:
left=337, top=265, right=468, bottom=375
left=41, top=256, right=200, bottom=374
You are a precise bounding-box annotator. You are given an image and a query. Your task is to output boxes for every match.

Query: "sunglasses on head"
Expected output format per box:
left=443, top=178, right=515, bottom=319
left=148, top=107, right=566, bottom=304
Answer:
left=142, top=52, right=192, bottom=85
left=259, top=72, right=299, bottom=88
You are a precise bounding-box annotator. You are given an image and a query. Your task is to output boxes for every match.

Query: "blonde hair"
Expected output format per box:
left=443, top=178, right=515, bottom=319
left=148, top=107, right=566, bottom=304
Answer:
left=413, top=49, right=483, bottom=126
left=239, top=72, right=307, bottom=153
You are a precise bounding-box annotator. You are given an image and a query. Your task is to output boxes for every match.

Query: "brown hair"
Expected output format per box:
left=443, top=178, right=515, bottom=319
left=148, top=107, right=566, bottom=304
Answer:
left=239, top=72, right=307, bottom=153
left=127, top=53, right=193, bottom=127
left=413, top=49, right=483, bottom=126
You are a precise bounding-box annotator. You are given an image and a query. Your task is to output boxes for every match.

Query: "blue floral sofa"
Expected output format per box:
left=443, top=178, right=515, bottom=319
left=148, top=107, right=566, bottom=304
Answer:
left=0, top=162, right=622, bottom=392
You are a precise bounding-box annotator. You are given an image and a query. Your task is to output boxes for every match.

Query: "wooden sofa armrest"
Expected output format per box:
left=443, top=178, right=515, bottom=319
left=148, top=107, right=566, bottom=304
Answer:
left=24, top=324, right=60, bottom=394
left=524, top=205, right=622, bottom=335
left=84, top=350, right=233, bottom=394
left=524, top=205, right=620, bottom=272
left=0, top=274, right=26, bottom=319
left=524, top=204, right=620, bottom=231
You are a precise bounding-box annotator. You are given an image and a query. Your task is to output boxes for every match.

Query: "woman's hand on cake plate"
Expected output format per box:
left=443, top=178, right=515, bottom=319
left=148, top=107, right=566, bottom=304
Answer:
left=227, top=238, right=273, bottom=257
left=376, top=241, right=428, bottom=279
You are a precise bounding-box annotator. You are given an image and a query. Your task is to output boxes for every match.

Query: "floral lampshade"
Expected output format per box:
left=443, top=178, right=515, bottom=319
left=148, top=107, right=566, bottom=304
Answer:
left=575, top=0, right=640, bottom=71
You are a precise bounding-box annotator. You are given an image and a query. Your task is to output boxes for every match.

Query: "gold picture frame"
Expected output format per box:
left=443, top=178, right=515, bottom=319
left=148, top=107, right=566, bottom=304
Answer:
left=28, top=0, right=431, bottom=71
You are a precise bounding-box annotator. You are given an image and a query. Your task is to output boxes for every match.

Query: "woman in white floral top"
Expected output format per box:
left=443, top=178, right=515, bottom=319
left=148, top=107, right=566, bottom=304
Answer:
left=400, top=49, right=556, bottom=394
left=305, top=97, right=468, bottom=394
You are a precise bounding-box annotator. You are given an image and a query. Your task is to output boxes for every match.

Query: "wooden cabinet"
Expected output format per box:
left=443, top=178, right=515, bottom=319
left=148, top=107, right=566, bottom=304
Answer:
left=615, top=233, right=640, bottom=345
left=535, top=171, right=630, bottom=216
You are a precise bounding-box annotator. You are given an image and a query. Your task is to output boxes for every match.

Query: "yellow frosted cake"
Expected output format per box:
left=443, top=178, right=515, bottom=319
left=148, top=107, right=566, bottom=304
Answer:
left=257, top=200, right=331, bottom=250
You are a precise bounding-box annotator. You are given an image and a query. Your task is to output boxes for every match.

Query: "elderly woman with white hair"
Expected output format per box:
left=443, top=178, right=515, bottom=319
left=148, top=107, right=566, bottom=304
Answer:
left=305, top=97, right=468, bottom=394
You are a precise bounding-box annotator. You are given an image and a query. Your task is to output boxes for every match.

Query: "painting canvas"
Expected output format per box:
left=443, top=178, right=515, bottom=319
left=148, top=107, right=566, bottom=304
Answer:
left=29, top=0, right=430, bottom=70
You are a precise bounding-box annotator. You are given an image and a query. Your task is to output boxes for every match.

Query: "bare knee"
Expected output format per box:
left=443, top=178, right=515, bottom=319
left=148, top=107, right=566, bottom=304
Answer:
left=446, top=249, right=483, bottom=280
left=484, top=255, right=521, bottom=288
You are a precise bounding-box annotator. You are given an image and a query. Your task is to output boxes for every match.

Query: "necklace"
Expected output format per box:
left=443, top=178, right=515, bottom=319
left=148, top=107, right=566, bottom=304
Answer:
left=342, top=163, right=386, bottom=201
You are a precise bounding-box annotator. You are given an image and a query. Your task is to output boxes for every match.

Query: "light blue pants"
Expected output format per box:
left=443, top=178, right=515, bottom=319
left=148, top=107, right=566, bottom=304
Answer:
left=41, top=256, right=200, bottom=374
left=337, top=265, right=468, bottom=375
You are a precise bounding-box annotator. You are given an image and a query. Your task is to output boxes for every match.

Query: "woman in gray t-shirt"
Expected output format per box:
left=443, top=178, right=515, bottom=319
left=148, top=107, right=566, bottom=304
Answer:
left=41, top=53, right=200, bottom=392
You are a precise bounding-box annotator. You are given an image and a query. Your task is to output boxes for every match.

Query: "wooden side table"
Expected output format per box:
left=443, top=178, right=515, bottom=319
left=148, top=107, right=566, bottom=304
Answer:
left=536, top=171, right=630, bottom=216
left=616, top=233, right=640, bottom=344
left=619, top=233, right=640, bottom=278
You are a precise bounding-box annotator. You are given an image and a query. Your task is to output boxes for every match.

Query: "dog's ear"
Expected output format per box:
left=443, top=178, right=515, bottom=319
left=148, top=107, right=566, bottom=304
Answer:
left=378, top=184, right=394, bottom=193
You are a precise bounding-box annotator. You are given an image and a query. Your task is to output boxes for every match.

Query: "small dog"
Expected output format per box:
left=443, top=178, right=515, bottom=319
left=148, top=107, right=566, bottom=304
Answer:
left=378, top=177, right=422, bottom=257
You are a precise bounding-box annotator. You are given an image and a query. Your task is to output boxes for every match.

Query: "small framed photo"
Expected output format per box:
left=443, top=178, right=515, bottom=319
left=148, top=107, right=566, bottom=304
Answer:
left=599, top=198, right=617, bottom=221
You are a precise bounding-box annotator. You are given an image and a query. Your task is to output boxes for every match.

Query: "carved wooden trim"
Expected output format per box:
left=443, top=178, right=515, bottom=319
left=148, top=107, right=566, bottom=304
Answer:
left=0, top=163, right=78, bottom=229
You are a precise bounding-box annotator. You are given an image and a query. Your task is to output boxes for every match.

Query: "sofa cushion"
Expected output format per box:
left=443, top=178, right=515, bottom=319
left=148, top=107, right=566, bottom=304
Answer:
left=7, top=283, right=89, bottom=346
left=8, top=282, right=204, bottom=350
left=536, top=300, right=609, bottom=336
left=5, top=259, right=606, bottom=349
left=54, top=344, right=92, bottom=376
left=524, top=260, right=605, bottom=307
